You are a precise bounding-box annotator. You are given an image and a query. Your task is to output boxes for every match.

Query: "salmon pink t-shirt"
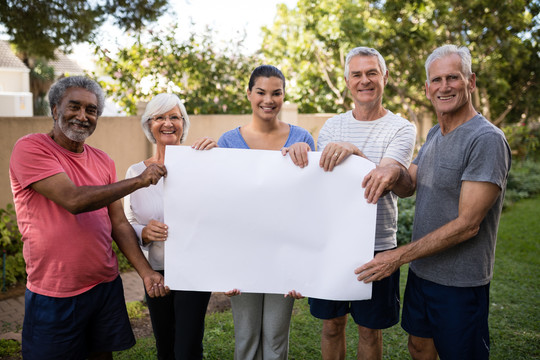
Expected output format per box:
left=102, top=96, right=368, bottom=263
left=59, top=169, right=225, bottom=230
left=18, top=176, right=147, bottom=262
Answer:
left=9, top=133, right=119, bottom=297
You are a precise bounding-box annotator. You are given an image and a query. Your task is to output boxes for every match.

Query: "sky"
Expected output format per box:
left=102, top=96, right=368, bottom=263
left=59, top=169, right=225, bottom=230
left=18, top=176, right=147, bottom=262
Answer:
left=72, top=0, right=298, bottom=71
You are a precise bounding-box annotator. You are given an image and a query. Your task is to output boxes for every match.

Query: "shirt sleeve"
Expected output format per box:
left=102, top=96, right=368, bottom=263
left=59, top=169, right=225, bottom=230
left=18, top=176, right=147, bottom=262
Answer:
left=383, top=122, right=417, bottom=168
left=10, top=136, right=64, bottom=189
left=462, top=131, right=511, bottom=189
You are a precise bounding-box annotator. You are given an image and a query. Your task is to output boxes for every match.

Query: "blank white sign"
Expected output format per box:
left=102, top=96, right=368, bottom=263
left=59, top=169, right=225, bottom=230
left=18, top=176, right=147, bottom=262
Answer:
left=163, top=146, right=376, bottom=301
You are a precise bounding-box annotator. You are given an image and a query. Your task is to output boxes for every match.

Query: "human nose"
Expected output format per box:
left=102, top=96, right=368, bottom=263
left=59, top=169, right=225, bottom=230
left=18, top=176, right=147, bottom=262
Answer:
left=75, top=107, right=87, bottom=121
left=360, top=74, right=370, bottom=84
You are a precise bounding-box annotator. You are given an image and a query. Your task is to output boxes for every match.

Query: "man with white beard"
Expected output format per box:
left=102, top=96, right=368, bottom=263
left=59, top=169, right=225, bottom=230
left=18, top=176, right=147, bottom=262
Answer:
left=10, top=76, right=170, bottom=360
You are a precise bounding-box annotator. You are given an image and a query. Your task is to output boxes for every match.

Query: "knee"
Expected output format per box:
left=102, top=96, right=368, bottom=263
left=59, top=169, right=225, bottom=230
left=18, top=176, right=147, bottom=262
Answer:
left=408, top=336, right=437, bottom=360
left=358, top=327, right=381, bottom=347
left=322, top=317, right=347, bottom=339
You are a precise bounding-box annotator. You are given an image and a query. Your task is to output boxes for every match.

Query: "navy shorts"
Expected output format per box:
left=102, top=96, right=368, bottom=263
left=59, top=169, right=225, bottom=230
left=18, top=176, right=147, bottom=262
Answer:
left=401, top=269, right=490, bottom=360
left=309, top=250, right=400, bottom=329
left=22, top=276, right=135, bottom=360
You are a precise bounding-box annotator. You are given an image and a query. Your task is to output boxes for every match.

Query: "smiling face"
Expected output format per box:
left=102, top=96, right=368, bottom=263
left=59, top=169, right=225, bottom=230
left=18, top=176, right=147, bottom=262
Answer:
left=149, top=106, right=184, bottom=146
left=345, top=55, right=388, bottom=108
left=425, top=53, right=476, bottom=117
left=53, top=87, right=98, bottom=145
left=247, top=76, right=285, bottom=122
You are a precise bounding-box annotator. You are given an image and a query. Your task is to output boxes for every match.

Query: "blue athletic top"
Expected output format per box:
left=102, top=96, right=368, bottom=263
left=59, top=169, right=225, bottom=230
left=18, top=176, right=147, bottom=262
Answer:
left=218, top=124, right=315, bottom=150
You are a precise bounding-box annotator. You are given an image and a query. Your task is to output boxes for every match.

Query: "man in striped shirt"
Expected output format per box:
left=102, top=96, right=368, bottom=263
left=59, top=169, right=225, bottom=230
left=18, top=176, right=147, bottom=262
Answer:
left=286, top=46, right=416, bottom=360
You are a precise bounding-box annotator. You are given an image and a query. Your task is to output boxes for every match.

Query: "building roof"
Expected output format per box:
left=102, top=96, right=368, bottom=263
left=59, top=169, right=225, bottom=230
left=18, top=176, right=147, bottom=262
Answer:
left=0, top=40, right=29, bottom=70
left=49, top=50, right=84, bottom=76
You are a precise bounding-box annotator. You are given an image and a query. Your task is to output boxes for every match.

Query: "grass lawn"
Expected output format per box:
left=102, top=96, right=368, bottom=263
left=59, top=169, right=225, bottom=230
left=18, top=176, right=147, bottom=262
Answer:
left=114, top=196, right=540, bottom=359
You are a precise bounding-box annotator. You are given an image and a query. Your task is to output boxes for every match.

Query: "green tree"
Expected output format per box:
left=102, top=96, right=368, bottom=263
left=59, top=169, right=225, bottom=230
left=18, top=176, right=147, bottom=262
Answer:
left=95, top=26, right=259, bottom=115
left=0, top=0, right=169, bottom=60
left=261, top=0, right=539, bottom=127
left=0, top=0, right=169, bottom=114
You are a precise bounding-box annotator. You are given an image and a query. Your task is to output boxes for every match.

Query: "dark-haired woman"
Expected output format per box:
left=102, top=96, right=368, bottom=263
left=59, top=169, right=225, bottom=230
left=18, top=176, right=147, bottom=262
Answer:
left=218, top=65, right=315, bottom=360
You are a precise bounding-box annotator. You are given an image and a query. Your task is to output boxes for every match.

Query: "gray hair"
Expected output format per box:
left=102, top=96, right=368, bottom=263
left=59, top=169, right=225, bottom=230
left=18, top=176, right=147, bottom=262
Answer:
left=425, top=45, right=472, bottom=84
left=48, top=76, right=105, bottom=117
left=141, top=93, right=190, bottom=144
left=344, top=47, right=387, bottom=80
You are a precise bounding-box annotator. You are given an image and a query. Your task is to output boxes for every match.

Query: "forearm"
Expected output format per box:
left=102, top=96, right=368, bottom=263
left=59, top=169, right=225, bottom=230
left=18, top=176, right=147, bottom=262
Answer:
left=390, top=164, right=416, bottom=198
left=396, top=216, right=479, bottom=264
left=67, top=177, right=148, bottom=214
left=113, top=221, right=154, bottom=276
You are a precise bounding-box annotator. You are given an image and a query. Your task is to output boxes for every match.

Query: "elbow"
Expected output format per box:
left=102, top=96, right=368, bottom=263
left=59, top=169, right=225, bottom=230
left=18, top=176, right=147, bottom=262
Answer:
left=461, top=222, right=481, bottom=241
left=62, top=198, right=93, bottom=214
left=65, top=204, right=86, bottom=215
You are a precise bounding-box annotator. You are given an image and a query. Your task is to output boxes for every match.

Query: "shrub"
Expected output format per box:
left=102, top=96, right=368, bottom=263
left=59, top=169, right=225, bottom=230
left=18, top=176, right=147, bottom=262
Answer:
left=503, top=122, right=540, bottom=161
left=0, top=204, right=26, bottom=287
left=397, top=196, right=415, bottom=245
left=504, top=159, right=540, bottom=208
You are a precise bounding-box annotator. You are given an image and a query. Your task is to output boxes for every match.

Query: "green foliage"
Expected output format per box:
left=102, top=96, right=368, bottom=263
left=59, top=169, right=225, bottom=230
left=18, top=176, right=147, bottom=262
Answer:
left=95, top=26, right=258, bottom=115
left=0, top=339, right=20, bottom=357
left=126, top=301, right=146, bottom=319
left=0, top=0, right=169, bottom=60
left=0, top=204, right=25, bottom=287
left=261, top=0, right=540, bottom=126
left=397, top=196, right=415, bottom=246
left=503, top=122, right=540, bottom=161
left=504, top=159, right=540, bottom=208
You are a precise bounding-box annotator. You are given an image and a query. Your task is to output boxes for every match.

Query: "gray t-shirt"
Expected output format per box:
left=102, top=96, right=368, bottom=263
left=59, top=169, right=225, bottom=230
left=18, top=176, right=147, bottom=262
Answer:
left=411, top=114, right=511, bottom=287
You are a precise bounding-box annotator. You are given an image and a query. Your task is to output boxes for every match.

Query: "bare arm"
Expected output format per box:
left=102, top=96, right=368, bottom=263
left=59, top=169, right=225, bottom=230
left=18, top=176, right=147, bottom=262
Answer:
left=355, top=180, right=501, bottom=282
left=108, top=200, right=169, bottom=297
left=31, top=163, right=167, bottom=214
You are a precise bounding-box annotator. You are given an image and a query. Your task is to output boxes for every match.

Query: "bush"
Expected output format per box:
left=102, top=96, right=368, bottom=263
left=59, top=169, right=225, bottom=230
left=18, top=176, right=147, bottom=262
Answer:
left=397, top=196, right=415, bottom=245
left=504, top=159, right=540, bottom=208
left=502, top=122, right=540, bottom=161
left=0, top=204, right=26, bottom=287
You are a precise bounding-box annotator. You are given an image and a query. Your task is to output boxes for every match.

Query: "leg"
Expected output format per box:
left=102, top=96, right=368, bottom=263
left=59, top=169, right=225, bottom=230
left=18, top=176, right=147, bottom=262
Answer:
left=260, top=293, right=294, bottom=360
left=321, top=315, right=348, bottom=360
left=357, top=326, right=382, bottom=360
left=173, top=290, right=211, bottom=360
left=231, top=293, right=264, bottom=360
left=145, top=285, right=175, bottom=360
left=408, top=335, right=438, bottom=360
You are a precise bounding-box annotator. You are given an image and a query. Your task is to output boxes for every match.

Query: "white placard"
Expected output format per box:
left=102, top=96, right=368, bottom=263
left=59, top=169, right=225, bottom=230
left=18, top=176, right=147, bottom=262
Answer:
left=163, top=146, right=376, bottom=300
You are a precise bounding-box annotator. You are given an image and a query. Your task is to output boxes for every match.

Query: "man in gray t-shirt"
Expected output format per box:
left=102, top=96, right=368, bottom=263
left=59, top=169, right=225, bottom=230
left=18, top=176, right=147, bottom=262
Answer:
left=356, top=45, right=511, bottom=360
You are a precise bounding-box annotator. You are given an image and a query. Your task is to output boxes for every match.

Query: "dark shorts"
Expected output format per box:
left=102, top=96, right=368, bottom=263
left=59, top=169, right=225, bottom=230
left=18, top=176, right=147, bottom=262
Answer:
left=22, top=275, right=135, bottom=360
left=401, top=269, right=490, bottom=360
left=309, top=250, right=400, bottom=329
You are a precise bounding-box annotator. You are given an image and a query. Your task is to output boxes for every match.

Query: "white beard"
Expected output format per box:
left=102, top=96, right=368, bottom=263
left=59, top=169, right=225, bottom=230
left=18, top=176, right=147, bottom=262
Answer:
left=58, top=114, right=94, bottom=142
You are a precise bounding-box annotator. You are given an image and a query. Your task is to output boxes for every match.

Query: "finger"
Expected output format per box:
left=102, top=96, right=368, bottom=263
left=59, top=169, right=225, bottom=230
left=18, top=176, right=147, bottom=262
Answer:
left=289, top=150, right=303, bottom=167
left=281, top=147, right=289, bottom=156
left=299, top=147, right=309, bottom=167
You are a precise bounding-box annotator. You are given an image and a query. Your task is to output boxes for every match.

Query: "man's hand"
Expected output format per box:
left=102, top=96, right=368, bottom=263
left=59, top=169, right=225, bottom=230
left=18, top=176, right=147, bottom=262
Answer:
left=142, top=270, right=170, bottom=298
left=138, top=163, right=167, bottom=187
left=282, top=142, right=311, bottom=168
left=354, top=249, right=402, bottom=283
left=362, top=162, right=402, bottom=204
left=320, top=142, right=365, bottom=171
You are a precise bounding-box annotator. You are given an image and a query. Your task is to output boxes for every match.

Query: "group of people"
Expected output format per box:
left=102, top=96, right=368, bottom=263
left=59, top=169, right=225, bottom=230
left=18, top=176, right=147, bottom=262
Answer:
left=9, top=43, right=510, bottom=360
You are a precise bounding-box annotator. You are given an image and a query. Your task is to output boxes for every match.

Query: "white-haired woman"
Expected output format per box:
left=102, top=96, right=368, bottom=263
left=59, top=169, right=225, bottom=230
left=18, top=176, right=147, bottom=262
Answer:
left=124, top=93, right=216, bottom=360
